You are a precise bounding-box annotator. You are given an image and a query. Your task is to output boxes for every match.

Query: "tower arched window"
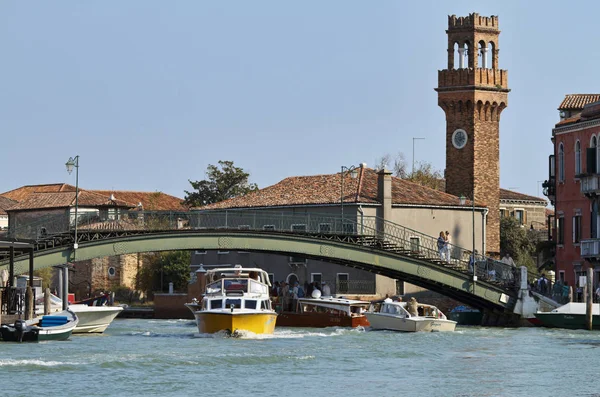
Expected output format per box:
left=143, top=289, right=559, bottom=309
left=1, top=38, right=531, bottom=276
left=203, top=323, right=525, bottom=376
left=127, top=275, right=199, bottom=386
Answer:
left=558, top=143, right=565, bottom=182
left=478, top=41, right=489, bottom=68
left=575, top=140, right=581, bottom=176
left=596, top=138, right=600, bottom=174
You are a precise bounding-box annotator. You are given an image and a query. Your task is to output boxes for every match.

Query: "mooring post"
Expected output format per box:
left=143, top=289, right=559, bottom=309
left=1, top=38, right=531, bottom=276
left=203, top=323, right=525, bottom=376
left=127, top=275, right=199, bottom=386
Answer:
left=25, top=286, right=34, bottom=320
left=0, top=291, right=3, bottom=325
left=587, top=267, right=593, bottom=331
left=44, top=288, right=51, bottom=315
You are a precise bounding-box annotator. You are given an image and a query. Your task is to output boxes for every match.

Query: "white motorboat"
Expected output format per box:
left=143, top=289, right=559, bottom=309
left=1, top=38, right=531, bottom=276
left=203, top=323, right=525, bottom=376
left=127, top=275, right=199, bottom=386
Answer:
left=36, top=294, right=123, bottom=334
left=366, top=298, right=456, bottom=332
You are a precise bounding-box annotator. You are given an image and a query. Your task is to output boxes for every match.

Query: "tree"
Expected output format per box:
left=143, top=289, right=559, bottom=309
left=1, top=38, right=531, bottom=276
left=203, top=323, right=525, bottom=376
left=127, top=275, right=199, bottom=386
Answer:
left=184, top=160, right=258, bottom=207
left=500, top=217, right=538, bottom=275
left=138, top=250, right=192, bottom=294
left=375, top=152, right=444, bottom=190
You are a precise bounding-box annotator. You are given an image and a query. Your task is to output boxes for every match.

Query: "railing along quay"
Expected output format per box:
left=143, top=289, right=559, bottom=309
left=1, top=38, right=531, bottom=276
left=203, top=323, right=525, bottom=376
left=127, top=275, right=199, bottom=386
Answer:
left=5, top=209, right=521, bottom=291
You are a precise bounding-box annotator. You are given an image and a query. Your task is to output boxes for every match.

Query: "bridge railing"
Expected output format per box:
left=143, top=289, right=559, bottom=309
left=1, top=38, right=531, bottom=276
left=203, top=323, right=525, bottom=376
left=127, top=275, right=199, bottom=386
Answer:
left=6, top=208, right=519, bottom=289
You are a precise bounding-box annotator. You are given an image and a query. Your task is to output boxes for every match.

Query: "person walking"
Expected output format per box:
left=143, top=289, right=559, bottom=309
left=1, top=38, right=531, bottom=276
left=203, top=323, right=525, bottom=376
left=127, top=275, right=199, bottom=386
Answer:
left=437, top=231, right=446, bottom=261
left=445, top=231, right=452, bottom=263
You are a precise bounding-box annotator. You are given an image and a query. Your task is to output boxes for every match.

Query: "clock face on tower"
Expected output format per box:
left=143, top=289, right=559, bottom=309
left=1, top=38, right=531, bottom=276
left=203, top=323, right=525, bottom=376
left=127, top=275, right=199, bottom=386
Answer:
left=452, top=129, right=468, bottom=149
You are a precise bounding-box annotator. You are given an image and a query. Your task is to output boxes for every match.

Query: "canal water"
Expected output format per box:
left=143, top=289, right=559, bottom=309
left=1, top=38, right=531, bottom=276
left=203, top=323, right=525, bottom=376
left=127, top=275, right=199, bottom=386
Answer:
left=0, top=319, right=599, bottom=397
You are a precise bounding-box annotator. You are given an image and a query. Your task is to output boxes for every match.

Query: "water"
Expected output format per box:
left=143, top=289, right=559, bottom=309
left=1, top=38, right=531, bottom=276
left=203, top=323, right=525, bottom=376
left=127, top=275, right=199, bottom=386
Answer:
left=1, top=319, right=599, bottom=397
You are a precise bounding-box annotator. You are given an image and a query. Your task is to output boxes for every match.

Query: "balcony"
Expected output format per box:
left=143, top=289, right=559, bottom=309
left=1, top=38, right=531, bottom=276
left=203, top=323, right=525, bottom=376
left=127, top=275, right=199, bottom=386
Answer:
left=581, top=239, right=600, bottom=258
left=580, top=174, right=600, bottom=196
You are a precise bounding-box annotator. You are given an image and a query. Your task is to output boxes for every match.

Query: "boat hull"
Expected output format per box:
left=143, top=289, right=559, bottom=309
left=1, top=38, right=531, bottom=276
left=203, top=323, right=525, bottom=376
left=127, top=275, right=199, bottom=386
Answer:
left=68, top=305, right=124, bottom=333
left=430, top=319, right=457, bottom=332
left=194, top=311, right=277, bottom=335
left=365, top=313, right=434, bottom=332
left=276, top=312, right=370, bottom=328
left=534, top=313, right=600, bottom=330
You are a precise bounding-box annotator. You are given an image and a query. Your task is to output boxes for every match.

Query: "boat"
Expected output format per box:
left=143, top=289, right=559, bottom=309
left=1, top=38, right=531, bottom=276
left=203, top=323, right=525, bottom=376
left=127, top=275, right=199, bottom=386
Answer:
left=0, top=309, right=78, bottom=342
left=534, top=302, right=600, bottom=330
left=185, top=266, right=277, bottom=335
left=275, top=289, right=370, bottom=328
left=447, top=305, right=483, bottom=325
left=35, top=294, right=123, bottom=334
left=365, top=298, right=456, bottom=332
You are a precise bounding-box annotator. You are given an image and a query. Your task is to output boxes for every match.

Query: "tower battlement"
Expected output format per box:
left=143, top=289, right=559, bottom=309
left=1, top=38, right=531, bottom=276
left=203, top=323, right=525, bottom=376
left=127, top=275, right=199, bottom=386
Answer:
left=448, top=13, right=499, bottom=31
left=437, top=68, right=509, bottom=90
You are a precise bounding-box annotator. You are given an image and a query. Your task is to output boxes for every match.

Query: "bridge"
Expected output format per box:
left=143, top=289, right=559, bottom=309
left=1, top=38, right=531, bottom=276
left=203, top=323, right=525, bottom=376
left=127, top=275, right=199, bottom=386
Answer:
left=1, top=209, right=534, bottom=321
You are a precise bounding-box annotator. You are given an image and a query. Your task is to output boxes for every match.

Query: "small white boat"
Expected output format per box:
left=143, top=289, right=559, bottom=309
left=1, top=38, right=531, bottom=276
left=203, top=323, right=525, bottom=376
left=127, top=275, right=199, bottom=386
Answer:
left=366, top=298, right=456, bottom=332
left=185, top=266, right=277, bottom=335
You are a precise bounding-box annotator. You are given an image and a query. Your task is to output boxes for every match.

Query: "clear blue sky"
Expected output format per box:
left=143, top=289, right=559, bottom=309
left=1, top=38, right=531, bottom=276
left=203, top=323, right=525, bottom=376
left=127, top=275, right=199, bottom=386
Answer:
left=2, top=1, right=598, bottom=203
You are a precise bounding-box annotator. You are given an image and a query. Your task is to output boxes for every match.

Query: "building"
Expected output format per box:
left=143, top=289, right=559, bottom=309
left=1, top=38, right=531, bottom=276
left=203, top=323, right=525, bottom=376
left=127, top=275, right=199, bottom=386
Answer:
left=1, top=184, right=187, bottom=299
left=544, top=95, right=600, bottom=290
left=0, top=196, right=17, bottom=231
left=499, top=188, right=548, bottom=230
left=435, top=13, right=510, bottom=255
left=192, top=165, right=487, bottom=298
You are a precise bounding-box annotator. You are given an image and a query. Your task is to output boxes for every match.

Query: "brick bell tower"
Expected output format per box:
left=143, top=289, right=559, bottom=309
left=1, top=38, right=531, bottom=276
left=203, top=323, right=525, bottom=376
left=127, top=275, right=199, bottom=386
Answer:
left=435, top=13, right=509, bottom=255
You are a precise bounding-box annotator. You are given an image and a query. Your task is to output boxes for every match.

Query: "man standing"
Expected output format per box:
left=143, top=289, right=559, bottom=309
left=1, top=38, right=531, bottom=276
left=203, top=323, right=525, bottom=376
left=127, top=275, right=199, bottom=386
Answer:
left=445, top=231, right=452, bottom=263
left=321, top=282, right=331, bottom=297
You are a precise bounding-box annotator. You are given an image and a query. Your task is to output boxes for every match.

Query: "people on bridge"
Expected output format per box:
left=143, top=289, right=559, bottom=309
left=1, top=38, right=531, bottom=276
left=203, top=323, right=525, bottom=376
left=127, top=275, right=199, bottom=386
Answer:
left=445, top=231, right=452, bottom=263
left=596, top=284, right=600, bottom=303
left=321, top=282, right=331, bottom=297
left=437, top=232, right=446, bottom=261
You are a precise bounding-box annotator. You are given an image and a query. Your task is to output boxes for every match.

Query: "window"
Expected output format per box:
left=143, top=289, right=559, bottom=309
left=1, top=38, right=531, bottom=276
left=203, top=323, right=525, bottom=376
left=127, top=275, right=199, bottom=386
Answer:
left=311, top=273, right=322, bottom=283
left=515, top=209, right=524, bottom=225
left=210, top=299, right=223, bottom=309
left=289, top=256, right=307, bottom=264
left=337, top=273, right=349, bottom=294
left=558, top=271, right=565, bottom=283
left=263, top=225, right=276, bottom=231
left=342, top=223, right=355, bottom=234
left=500, top=209, right=507, bottom=218
left=575, top=140, right=581, bottom=175
left=558, top=143, right=565, bottom=182
left=195, top=250, right=207, bottom=255
left=318, top=223, right=332, bottom=233
left=409, top=237, right=420, bottom=252
left=557, top=216, right=564, bottom=245
left=268, top=273, right=274, bottom=285
left=238, top=225, right=250, bottom=230
left=395, top=280, right=405, bottom=295
left=217, top=250, right=229, bottom=255
left=244, top=300, right=257, bottom=309
left=108, top=267, right=116, bottom=277
left=573, top=214, right=582, bottom=244
left=291, top=224, right=307, bottom=232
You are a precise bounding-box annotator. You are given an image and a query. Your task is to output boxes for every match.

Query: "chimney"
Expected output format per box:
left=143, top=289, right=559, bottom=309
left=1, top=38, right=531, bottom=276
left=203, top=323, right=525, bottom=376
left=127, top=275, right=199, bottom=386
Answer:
left=377, top=168, right=392, bottom=222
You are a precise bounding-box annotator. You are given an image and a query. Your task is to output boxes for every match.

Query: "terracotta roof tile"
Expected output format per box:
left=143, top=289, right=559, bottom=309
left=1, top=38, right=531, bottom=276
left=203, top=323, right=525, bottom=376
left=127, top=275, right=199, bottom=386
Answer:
left=499, top=188, right=546, bottom=204
left=1, top=183, right=76, bottom=202
left=197, top=167, right=471, bottom=210
left=91, top=190, right=187, bottom=211
left=7, top=191, right=134, bottom=211
left=0, top=196, right=17, bottom=215
left=558, top=94, right=600, bottom=110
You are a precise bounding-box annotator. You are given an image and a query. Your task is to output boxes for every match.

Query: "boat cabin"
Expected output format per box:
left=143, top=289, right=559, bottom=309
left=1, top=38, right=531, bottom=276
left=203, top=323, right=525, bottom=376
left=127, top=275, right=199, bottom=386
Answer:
left=292, top=297, right=370, bottom=317
left=202, top=267, right=273, bottom=312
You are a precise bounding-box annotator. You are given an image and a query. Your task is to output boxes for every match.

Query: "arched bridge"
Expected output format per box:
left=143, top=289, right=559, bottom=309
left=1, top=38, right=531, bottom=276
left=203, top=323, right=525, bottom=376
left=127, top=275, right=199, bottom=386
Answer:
left=2, top=210, right=522, bottom=313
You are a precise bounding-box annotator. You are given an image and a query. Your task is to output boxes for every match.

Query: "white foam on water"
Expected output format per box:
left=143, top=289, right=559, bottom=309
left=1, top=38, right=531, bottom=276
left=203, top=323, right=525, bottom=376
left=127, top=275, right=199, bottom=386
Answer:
left=0, top=359, right=73, bottom=367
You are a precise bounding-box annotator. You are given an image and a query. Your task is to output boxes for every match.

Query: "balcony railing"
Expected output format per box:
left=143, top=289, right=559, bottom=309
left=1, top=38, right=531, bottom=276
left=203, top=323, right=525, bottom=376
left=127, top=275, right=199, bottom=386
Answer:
left=581, top=175, right=600, bottom=196
left=581, top=239, right=600, bottom=258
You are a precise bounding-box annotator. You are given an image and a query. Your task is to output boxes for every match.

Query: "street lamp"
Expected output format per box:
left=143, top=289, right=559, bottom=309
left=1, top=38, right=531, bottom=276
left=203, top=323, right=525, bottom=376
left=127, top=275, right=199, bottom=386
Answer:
left=65, top=155, right=79, bottom=261
left=412, top=137, right=425, bottom=176
left=340, top=164, right=359, bottom=232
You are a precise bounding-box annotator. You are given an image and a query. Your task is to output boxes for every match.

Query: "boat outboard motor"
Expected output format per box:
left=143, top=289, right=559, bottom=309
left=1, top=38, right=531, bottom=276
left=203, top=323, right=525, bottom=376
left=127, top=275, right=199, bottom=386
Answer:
left=14, top=320, right=27, bottom=343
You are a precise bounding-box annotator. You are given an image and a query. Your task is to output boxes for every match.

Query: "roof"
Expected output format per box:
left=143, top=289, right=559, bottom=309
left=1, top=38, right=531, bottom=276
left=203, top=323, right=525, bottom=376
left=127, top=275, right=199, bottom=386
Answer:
left=558, top=94, right=600, bottom=111
left=1, top=183, right=76, bottom=202
left=91, top=190, right=187, bottom=211
left=6, top=191, right=134, bottom=211
left=499, top=189, right=547, bottom=204
left=196, top=167, right=477, bottom=210
left=0, top=196, right=17, bottom=215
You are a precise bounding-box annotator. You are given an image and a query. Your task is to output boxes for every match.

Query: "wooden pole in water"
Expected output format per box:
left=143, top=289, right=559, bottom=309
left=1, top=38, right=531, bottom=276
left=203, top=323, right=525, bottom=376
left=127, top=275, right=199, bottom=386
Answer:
left=25, top=286, right=34, bottom=320
left=587, top=267, right=593, bottom=331
left=0, top=291, right=3, bottom=325
left=44, top=288, right=51, bottom=315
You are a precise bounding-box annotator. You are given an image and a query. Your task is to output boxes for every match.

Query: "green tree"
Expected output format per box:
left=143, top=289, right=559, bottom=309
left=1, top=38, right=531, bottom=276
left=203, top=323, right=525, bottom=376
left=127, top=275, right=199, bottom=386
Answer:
left=138, top=250, right=192, bottom=293
left=184, top=160, right=258, bottom=207
left=375, top=152, right=444, bottom=190
left=500, top=217, right=538, bottom=275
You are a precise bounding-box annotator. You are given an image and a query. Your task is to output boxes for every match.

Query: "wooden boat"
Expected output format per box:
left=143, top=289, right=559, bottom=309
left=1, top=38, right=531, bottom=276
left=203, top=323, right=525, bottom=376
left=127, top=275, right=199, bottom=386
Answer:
left=0, top=309, right=79, bottom=342
left=365, top=298, right=456, bottom=332
left=276, top=290, right=370, bottom=328
left=534, top=302, right=600, bottom=330
left=185, top=266, right=277, bottom=336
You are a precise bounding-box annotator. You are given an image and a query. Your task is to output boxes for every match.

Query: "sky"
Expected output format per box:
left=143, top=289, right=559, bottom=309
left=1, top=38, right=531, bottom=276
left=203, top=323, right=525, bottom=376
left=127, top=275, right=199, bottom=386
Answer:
left=2, top=1, right=599, bottom=203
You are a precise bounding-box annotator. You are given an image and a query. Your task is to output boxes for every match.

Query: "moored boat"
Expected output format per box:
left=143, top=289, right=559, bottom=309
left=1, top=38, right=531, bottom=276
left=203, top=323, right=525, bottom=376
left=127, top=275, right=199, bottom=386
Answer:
left=447, top=305, right=483, bottom=325
left=366, top=298, right=456, bottom=332
left=186, top=266, right=277, bottom=336
left=534, top=302, right=600, bottom=330
left=276, top=290, right=370, bottom=328
left=0, top=309, right=78, bottom=342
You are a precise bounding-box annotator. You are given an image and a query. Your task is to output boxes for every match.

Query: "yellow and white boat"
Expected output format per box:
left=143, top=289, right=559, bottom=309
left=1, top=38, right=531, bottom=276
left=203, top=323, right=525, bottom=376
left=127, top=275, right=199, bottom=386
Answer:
left=186, top=266, right=277, bottom=335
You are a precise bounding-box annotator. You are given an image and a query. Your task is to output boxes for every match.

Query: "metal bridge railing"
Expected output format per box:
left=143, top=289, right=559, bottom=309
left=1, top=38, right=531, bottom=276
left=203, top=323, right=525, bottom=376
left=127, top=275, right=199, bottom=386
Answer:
left=5, top=209, right=520, bottom=290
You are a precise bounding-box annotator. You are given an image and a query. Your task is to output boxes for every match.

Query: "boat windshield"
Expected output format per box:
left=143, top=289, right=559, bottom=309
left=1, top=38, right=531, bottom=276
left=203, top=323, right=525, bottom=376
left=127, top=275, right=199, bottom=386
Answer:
left=224, top=279, right=248, bottom=293
left=206, top=281, right=223, bottom=294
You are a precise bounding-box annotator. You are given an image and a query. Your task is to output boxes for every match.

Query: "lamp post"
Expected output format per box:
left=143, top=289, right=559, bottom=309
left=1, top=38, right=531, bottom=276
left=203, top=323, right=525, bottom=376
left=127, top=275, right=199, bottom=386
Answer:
left=65, top=156, right=79, bottom=261
left=459, top=192, right=476, bottom=282
left=340, top=164, right=359, bottom=232
left=412, top=137, right=425, bottom=176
